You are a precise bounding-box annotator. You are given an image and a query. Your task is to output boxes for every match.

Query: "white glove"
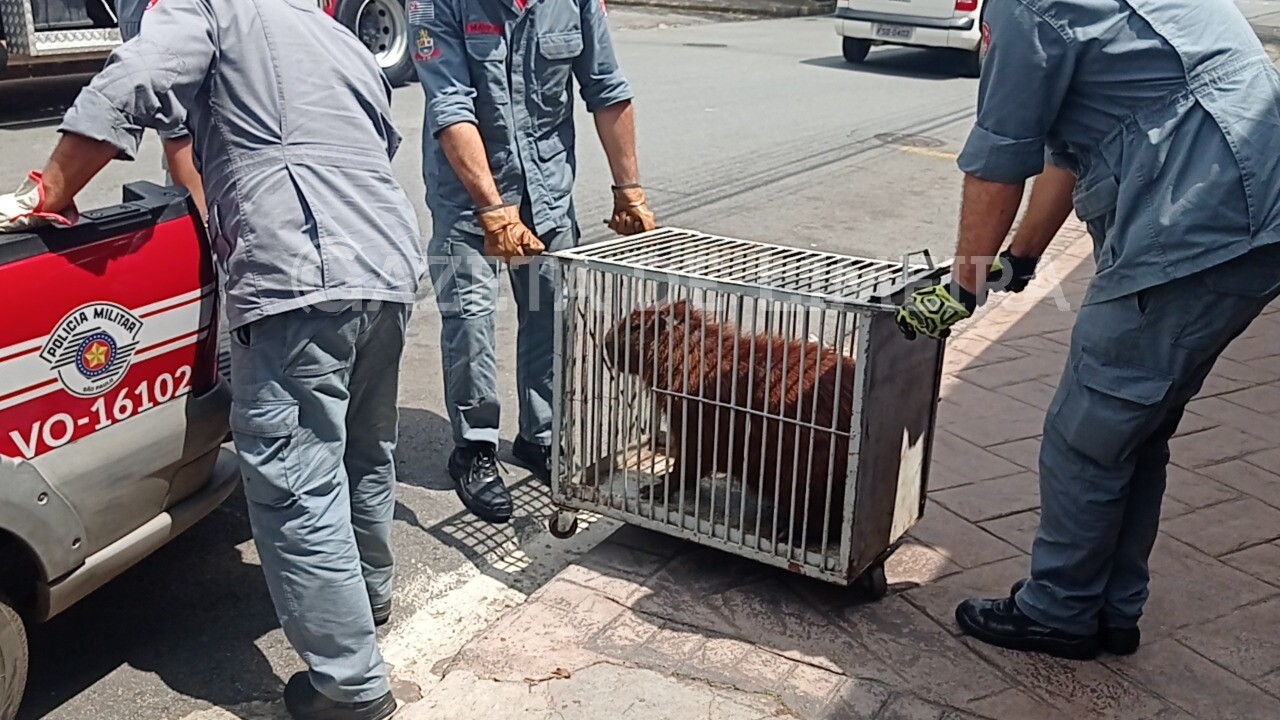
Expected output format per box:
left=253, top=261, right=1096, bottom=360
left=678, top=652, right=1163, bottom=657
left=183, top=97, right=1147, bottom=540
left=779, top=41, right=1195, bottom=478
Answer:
left=0, top=172, right=79, bottom=233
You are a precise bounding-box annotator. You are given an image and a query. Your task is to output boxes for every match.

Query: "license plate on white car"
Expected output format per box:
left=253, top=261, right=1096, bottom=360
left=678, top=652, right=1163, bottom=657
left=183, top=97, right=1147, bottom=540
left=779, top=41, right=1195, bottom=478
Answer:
left=874, top=24, right=914, bottom=40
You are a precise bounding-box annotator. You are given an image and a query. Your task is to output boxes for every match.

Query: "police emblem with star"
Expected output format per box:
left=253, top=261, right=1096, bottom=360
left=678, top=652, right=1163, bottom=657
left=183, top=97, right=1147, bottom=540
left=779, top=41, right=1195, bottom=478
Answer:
left=38, top=302, right=144, bottom=398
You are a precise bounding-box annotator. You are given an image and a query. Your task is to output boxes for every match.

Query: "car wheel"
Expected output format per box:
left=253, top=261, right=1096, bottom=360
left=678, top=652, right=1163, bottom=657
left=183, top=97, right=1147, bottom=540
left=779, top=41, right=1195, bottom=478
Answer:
left=961, top=44, right=985, bottom=78
left=842, top=38, right=872, bottom=64
left=335, top=0, right=416, bottom=88
left=0, top=594, right=28, bottom=720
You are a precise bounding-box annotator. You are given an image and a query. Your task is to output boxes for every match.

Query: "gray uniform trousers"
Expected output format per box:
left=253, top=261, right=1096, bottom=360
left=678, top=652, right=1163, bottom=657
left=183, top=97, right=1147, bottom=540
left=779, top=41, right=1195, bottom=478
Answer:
left=229, top=300, right=410, bottom=703
left=1016, top=242, right=1280, bottom=636
left=427, top=210, right=578, bottom=449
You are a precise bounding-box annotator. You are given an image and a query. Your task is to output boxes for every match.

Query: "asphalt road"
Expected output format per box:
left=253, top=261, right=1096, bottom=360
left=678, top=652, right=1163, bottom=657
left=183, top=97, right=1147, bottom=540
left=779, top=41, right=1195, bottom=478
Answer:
left=0, top=9, right=981, bottom=719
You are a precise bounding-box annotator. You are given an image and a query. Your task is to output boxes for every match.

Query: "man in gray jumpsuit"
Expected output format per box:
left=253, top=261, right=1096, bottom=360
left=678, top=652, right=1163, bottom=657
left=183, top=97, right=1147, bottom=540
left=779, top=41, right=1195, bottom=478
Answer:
left=411, top=0, right=656, bottom=522
left=895, top=0, right=1280, bottom=660
left=0, top=0, right=424, bottom=716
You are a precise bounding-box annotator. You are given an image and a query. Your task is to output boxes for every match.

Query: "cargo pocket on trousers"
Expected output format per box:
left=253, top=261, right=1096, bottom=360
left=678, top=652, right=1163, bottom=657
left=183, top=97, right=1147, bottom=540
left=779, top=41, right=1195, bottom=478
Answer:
left=231, top=399, right=301, bottom=507
left=1052, top=350, right=1173, bottom=467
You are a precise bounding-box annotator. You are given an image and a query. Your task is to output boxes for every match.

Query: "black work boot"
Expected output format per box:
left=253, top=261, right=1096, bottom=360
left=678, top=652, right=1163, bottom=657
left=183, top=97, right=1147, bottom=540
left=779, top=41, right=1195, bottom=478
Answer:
left=511, top=436, right=552, bottom=485
left=282, top=672, right=396, bottom=720
left=956, top=584, right=1100, bottom=661
left=449, top=443, right=513, bottom=523
left=1009, top=579, right=1141, bottom=655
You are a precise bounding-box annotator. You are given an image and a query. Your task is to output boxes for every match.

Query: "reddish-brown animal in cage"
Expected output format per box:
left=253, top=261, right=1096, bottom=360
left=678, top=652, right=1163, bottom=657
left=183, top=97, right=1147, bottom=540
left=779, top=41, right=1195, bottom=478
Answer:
left=602, top=299, right=858, bottom=547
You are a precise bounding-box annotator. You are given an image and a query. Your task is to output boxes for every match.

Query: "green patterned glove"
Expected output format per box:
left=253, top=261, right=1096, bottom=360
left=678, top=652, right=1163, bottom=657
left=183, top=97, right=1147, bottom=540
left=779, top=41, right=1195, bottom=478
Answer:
left=896, top=285, right=975, bottom=340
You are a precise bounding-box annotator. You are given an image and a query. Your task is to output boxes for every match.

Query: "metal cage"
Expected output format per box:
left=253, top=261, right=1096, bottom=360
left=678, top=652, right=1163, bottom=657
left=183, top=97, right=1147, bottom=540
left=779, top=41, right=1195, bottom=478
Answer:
left=545, top=228, right=950, bottom=592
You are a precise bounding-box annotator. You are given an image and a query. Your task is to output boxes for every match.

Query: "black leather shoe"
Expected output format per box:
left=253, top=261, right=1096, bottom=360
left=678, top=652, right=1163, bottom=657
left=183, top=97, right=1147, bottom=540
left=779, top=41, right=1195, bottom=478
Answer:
left=449, top=444, right=513, bottom=523
left=282, top=672, right=397, bottom=720
left=956, top=589, right=1100, bottom=661
left=511, top=436, right=552, bottom=484
left=372, top=599, right=391, bottom=627
left=1009, top=579, right=1141, bottom=655
left=1100, top=624, right=1140, bottom=655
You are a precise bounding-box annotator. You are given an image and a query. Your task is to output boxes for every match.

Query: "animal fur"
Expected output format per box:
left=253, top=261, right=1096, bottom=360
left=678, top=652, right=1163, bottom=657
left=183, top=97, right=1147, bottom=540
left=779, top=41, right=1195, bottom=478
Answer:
left=602, top=300, right=857, bottom=546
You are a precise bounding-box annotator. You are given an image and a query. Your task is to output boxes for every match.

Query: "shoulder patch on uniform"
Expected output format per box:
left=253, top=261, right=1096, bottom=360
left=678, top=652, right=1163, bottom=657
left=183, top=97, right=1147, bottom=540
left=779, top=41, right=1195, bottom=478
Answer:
left=414, top=28, right=441, bottom=61
left=981, top=21, right=991, bottom=53
left=464, top=22, right=502, bottom=35
left=407, top=0, right=434, bottom=25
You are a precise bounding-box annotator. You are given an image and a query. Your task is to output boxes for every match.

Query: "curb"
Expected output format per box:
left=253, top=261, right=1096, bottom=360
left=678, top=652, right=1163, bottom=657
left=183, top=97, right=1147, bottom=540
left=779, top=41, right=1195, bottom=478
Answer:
left=609, top=0, right=835, bottom=18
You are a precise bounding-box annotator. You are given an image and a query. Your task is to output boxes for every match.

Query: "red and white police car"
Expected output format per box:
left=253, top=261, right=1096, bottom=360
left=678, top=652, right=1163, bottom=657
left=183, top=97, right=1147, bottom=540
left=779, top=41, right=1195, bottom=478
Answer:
left=0, top=182, right=237, bottom=717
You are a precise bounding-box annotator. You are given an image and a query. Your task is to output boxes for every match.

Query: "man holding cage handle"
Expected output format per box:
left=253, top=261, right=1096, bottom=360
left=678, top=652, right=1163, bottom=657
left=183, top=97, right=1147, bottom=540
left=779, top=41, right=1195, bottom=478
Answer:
left=410, top=0, right=657, bottom=524
left=895, top=0, right=1280, bottom=662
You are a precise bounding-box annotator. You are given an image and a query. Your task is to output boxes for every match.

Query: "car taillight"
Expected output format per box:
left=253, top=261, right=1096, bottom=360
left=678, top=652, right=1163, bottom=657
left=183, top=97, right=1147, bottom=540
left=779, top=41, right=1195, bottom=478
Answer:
left=955, top=0, right=978, bottom=11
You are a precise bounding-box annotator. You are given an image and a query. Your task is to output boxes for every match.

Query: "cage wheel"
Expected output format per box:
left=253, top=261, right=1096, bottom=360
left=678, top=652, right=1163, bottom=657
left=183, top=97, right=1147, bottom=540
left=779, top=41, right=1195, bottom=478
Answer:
left=548, top=512, right=579, bottom=539
left=855, top=562, right=888, bottom=600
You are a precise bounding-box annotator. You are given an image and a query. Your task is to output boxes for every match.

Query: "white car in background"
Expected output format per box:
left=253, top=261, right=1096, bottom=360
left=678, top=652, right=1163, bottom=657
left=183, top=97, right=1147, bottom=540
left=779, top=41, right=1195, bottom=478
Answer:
left=834, top=0, right=987, bottom=77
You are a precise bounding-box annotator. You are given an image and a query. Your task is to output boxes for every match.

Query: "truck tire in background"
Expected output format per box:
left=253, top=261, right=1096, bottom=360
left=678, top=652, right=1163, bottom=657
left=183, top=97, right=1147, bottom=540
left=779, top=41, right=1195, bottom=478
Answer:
left=0, top=43, right=9, bottom=79
left=0, top=593, right=27, bottom=720
left=336, top=0, right=415, bottom=88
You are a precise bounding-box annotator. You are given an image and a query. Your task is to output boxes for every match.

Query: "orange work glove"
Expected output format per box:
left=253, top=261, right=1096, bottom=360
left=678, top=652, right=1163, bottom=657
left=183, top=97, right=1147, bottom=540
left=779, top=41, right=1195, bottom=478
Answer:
left=476, top=204, right=545, bottom=263
left=607, top=184, right=656, bottom=236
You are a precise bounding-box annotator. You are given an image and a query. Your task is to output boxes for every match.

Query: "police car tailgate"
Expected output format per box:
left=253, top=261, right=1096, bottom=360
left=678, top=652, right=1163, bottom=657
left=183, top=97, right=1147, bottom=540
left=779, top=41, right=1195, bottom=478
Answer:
left=0, top=182, right=235, bottom=615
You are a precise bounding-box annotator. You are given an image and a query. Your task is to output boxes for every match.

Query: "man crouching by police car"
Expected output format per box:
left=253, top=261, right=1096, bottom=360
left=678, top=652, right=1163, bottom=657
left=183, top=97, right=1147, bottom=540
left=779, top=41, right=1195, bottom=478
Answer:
left=0, top=0, right=425, bottom=716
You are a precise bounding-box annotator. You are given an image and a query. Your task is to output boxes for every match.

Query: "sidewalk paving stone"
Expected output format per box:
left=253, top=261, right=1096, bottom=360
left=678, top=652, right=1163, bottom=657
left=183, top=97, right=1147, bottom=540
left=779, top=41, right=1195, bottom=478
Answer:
left=1220, top=383, right=1280, bottom=415
left=926, top=429, right=1024, bottom=490
left=998, top=379, right=1058, bottom=412
left=1163, top=465, right=1240, bottom=510
left=931, top=473, right=1041, bottom=524
left=1142, top=536, right=1278, bottom=639
left=1223, top=541, right=1280, bottom=588
left=906, top=501, right=1023, bottom=569
left=1169, top=425, right=1273, bottom=470
left=1161, top=497, right=1280, bottom=558
left=960, top=636, right=1171, bottom=720
left=1200, top=458, right=1280, bottom=509
left=1176, top=596, right=1280, bottom=681
left=986, top=437, right=1041, bottom=471
left=1104, top=639, right=1280, bottom=720
left=978, top=510, right=1040, bottom=555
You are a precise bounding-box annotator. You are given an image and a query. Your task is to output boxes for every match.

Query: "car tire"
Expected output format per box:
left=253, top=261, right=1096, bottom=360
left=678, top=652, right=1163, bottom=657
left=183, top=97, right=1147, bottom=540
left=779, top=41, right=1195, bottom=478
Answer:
left=0, top=594, right=28, bottom=720
left=961, top=45, right=985, bottom=78
left=842, top=38, right=872, bottom=64
left=335, top=0, right=416, bottom=88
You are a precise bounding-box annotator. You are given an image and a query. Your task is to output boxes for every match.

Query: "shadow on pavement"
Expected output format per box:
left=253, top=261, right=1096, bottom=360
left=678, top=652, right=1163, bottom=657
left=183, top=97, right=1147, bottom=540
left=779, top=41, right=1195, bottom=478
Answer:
left=803, top=47, right=977, bottom=80
left=19, top=487, right=284, bottom=720
left=395, top=405, right=621, bottom=595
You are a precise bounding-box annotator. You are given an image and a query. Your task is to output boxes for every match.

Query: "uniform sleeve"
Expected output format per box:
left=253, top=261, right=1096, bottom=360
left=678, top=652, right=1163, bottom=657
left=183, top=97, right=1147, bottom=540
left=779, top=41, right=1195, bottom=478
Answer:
left=410, top=0, right=477, bottom=136
left=58, top=0, right=217, bottom=160
left=956, top=0, right=1076, bottom=184
left=574, top=0, right=634, bottom=112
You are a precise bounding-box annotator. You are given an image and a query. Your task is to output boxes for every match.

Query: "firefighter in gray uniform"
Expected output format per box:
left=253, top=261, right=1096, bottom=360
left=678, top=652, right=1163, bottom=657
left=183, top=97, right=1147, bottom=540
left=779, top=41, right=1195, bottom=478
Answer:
left=115, top=0, right=208, bottom=219
left=895, top=0, right=1280, bottom=660
left=0, top=0, right=425, bottom=717
left=411, top=0, right=657, bottom=523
